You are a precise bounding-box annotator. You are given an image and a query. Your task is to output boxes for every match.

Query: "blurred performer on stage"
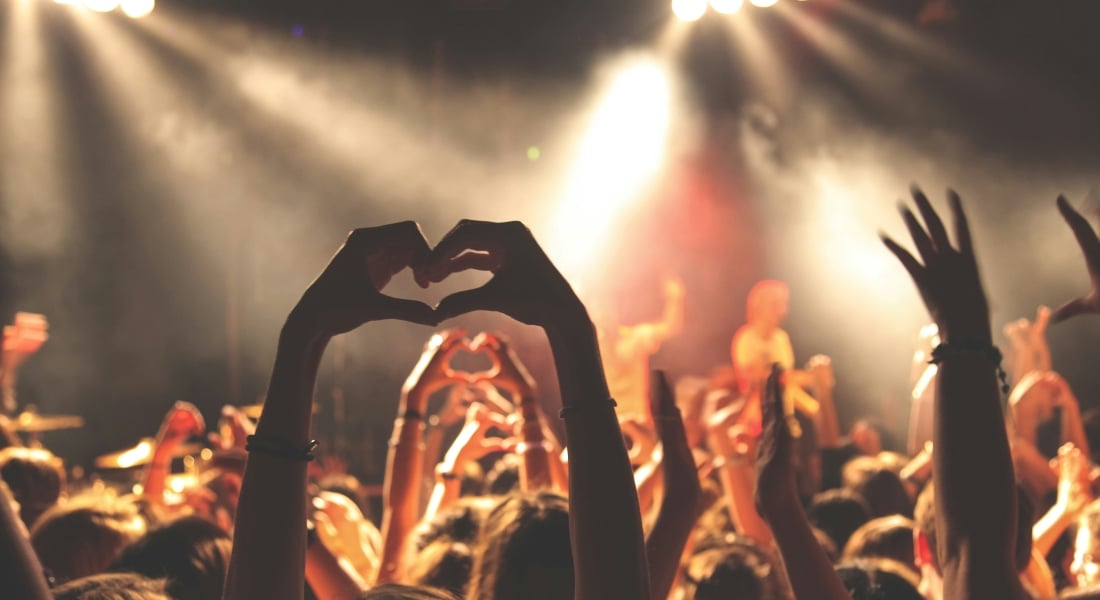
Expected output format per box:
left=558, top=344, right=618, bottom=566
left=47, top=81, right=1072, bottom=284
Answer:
left=597, top=276, right=685, bottom=421
left=1, top=313, right=48, bottom=415
left=730, top=280, right=818, bottom=437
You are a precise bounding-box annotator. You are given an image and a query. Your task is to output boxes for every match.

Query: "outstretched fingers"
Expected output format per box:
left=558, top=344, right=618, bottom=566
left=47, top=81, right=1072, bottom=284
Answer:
left=912, top=186, right=951, bottom=252
left=881, top=234, right=926, bottom=285
left=1058, top=195, right=1100, bottom=280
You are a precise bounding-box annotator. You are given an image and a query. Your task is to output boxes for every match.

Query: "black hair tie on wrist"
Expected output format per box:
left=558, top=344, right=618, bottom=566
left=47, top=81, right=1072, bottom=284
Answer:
left=245, top=434, right=319, bottom=461
left=929, top=341, right=1011, bottom=395
left=559, top=399, right=618, bottom=419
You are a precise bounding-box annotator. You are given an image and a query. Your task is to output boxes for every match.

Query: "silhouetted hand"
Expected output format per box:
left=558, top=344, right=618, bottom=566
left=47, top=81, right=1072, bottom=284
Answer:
left=289, top=222, right=438, bottom=336
left=1052, top=196, right=1100, bottom=323
left=421, top=220, right=586, bottom=329
left=402, top=330, right=471, bottom=399
left=754, top=365, right=796, bottom=515
left=881, top=187, right=991, bottom=344
left=158, top=401, right=206, bottom=443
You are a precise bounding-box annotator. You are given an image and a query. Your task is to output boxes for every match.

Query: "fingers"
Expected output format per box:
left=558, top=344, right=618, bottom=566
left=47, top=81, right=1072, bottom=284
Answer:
left=1058, top=195, right=1100, bottom=276
left=436, top=284, right=497, bottom=322
left=431, top=220, right=506, bottom=268
left=881, top=235, right=926, bottom=285
left=1050, top=296, right=1095, bottom=325
left=900, top=206, right=936, bottom=264
left=648, top=370, right=676, bottom=421
left=911, top=186, right=951, bottom=252
left=947, top=189, right=974, bottom=257
left=425, top=252, right=501, bottom=285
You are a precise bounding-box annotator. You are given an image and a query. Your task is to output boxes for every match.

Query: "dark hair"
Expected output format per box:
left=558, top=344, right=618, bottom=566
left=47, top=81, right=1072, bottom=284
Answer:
left=683, top=539, right=789, bottom=600
left=467, top=491, right=573, bottom=600
left=0, top=446, right=65, bottom=528
left=408, top=540, right=473, bottom=598
left=415, top=496, right=493, bottom=552
left=51, top=573, right=170, bottom=600
left=835, top=559, right=923, bottom=600
left=109, top=515, right=231, bottom=600
left=319, top=474, right=372, bottom=522
left=484, top=454, right=520, bottom=496
left=359, top=583, right=460, bottom=600
left=31, top=497, right=146, bottom=583
left=807, top=489, right=872, bottom=551
left=843, top=516, right=917, bottom=574
left=842, top=457, right=913, bottom=519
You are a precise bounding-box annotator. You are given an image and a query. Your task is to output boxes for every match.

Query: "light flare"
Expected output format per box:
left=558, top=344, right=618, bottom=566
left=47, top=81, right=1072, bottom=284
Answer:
left=672, top=0, right=707, bottom=22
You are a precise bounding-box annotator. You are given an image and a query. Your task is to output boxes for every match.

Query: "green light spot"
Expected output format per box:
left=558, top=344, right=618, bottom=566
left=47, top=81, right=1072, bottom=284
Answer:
left=527, top=146, right=541, bottom=161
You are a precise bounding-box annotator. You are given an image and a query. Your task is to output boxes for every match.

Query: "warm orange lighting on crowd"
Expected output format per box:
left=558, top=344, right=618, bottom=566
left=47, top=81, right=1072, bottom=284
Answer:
left=672, top=0, right=707, bottom=22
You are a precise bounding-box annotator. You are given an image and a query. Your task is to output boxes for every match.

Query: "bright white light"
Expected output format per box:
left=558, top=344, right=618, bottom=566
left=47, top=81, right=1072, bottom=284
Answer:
left=120, top=0, right=154, bottom=18
left=711, top=0, right=744, bottom=14
left=83, top=0, right=118, bottom=12
left=750, top=0, right=779, bottom=6
left=672, top=0, right=707, bottom=21
left=549, top=56, right=673, bottom=279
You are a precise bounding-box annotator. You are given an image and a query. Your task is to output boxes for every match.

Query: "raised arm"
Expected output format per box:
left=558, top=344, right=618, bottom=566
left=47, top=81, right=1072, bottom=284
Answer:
left=0, top=481, right=50, bottom=600
left=378, top=330, right=466, bottom=583
left=431, top=220, right=650, bottom=600
left=1051, top=196, right=1100, bottom=323
left=225, top=222, right=438, bottom=600
left=755, top=366, right=852, bottom=600
left=882, top=188, right=1024, bottom=600
left=142, top=402, right=206, bottom=510
left=645, top=370, right=702, bottom=600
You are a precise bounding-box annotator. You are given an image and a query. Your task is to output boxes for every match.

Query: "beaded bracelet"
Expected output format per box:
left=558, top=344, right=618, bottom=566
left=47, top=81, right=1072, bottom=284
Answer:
left=928, top=341, right=1011, bottom=395
left=245, top=434, right=319, bottom=462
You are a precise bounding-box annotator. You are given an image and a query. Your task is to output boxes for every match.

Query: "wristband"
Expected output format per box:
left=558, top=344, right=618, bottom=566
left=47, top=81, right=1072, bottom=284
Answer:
left=559, top=399, right=617, bottom=419
left=245, top=434, right=318, bottom=461
left=929, top=341, right=1010, bottom=394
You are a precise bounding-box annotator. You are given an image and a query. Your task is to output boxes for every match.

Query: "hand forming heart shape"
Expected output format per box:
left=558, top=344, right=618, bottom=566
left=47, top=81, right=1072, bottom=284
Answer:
left=289, top=219, right=588, bottom=338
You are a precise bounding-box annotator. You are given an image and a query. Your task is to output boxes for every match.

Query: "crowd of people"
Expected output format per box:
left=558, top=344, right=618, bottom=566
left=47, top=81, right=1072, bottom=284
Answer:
left=2, top=190, right=1100, bottom=599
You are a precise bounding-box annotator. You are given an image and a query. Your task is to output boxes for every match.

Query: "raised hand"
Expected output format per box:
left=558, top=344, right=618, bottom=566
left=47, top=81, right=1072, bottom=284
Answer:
left=289, top=222, right=438, bottom=336
left=402, top=330, right=471, bottom=400
left=754, top=365, right=796, bottom=514
left=421, top=220, right=586, bottom=328
left=469, top=332, right=537, bottom=399
left=1053, top=196, right=1100, bottom=323
left=158, top=401, right=206, bottom=443
left=881, top=187, right=990, bottom=344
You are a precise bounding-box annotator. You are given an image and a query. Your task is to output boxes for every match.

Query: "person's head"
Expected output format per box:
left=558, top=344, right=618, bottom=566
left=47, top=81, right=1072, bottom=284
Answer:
left=850, top=419, right=885, bottom=455
left=835, top=559, right=924, bottom=600
left=842, top=457, right=913, bottom=519
left=359, top=583, right=460, bottom=600
left=408, top=540, right=473, bottom=598
left=319, top=473, right=371, bottom=522
left=51, top=573, right=170, bottom=600
left=808, top=489, right=872, bottom=551
left=843, top=516, right=918, bottom=575
left=745, top=280, right=789, bottom=331
left=682, top=539, right=789, bottom=600
left=108, top=515, right=231, bottom=600
left=0, top=446, right=65, bottom=528
left=31, top=495, right=146, bottom=584
left=484, top=454, right=519, bottom=496
left=467, top=491, right=572, bottom=600
left=415, top=496, right=493, bottom=552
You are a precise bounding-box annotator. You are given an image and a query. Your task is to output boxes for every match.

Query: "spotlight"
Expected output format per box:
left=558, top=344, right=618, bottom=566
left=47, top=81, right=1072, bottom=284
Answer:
left=671, top=0, right=707, bottom=22
left=710, top=0, right=744, bottom=13
left=749, top=0, right=779, bottom=6
left=82, top=0, right=119, bottom=11
left=120, top=0, right=154, bottom=18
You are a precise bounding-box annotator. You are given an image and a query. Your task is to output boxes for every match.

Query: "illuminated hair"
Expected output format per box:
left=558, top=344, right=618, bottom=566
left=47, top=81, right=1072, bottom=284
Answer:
left=682, top=539, right=789, bottom=600
left=467, top=491, right=573, bottom=600
left=52, top=573, right=170, bottom=600
left=842, top=516, right=918, bottom=574
left=0, top=446, right=65, bottom=528
left=31, top=495, right=146, bottom=584
left=745, top=280, right=788, bottom=323
left=109, top=515, right=232, bottom=600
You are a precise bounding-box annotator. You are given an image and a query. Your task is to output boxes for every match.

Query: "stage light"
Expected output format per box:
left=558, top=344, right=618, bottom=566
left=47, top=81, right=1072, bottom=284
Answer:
left=711, top=0, right=744, bottom=14
left=83, top=0, right=119, bottom=12
left=120, top=0, right=154, bottom=18
left=749, top=0, right=779, bottom=7
left=672, top=0, right=707, bottom=22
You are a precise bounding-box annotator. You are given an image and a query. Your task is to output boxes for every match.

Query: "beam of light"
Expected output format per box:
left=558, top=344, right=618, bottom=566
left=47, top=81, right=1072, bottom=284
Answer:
left=120, top=0, right=155, bottom=19
left=83, top=0, right=119, bottom=13
left=711, top=0, right=745, bottom=14
left=774, top=2, right=884, bottom=90
left=547, top=55, right=673, bottom=281
left=672, top=0, right=708, bottom=22
left=749, top=0, right=779, bottom=7
left=0, top=0, right=75, bottom=261
left=723, top=9, right=792, bottom=107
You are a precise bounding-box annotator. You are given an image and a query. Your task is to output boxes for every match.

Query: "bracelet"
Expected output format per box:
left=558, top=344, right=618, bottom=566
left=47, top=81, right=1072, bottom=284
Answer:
left=559, top=398, right=617, bottom=419
left=929, top=341, right=1010, bottom=394
left=398, top=409, right=423, bottom=420
left=245, top=434, right=319, bottom=461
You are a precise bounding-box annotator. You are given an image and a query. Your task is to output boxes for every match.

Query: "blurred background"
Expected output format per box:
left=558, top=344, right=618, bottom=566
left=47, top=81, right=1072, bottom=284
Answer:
left=2, top=0, right=1098, bottom=475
